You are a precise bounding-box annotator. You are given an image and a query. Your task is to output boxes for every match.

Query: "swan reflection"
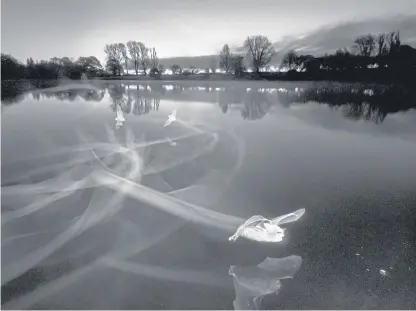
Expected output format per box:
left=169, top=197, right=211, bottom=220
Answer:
left=115, top=104, right=126, bottom=129
left=229, top=255, right=302, bottom=310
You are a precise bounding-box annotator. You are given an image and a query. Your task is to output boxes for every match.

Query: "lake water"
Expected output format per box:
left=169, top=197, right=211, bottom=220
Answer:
left=2, top=80, right=416, bottom=309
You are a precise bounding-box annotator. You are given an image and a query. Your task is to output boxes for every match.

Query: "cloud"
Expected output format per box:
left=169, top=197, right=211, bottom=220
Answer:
left=271, top=14, right=416, bottom=58
left=157, top=14, right=416, bottom=68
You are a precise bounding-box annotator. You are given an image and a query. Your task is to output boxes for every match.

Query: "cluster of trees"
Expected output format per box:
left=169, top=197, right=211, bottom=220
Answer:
left=218, top=36, right=275, bottom=75
left=1, top=54, right=105, bottom=80
left=163, top=35, right=274, bottom=77
left=280, top=30, right=414, bottom=72
left=2, top=30, right=415, bottom=83
left=104, top=42, right=160, bottom=76
left=353, top=31, right=401, bottom=57
left=277, top=83, right=416, bottom=124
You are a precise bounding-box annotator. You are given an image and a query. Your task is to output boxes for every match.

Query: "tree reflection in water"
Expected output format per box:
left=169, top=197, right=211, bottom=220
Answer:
left=241, top=90, right=272, bottom=120
left=2, top=81, right=415, bottom=124
left=277, top=83, right=416, bottom=124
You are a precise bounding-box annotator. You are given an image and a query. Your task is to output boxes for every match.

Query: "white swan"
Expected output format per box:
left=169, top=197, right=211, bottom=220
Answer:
left=115, top=105, right=126, bottom=129
left=163, top=109, right=177, bottom=127
left=229, top=208, right=305, bottom=242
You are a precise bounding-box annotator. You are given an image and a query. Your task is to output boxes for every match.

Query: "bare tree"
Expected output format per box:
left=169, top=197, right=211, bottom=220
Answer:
left=149, top=47, right=158, bottom=70
left=219, top=44, right=232, bottom=73
left=376, top=34, right=387, bottom=56
left=387, top=31, right=401, bottom=54
left=243, top=35, right=275, bottom=73
left=126, top=41, right=141, bottom=75
left=118, top=43, right=128, bottom=74
left=138, top=43, right=149, bottom=75
left=353, top=34, right=376, bottom=57
left=281, top=49, right=298, bottom=70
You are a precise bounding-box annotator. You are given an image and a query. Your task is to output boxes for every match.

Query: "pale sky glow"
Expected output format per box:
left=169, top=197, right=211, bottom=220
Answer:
left=2, top=0, right=416, bottom=63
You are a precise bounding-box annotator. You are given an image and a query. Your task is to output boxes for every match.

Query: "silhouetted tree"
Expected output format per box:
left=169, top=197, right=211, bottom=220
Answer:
left=1, top=54, right=25, bottom=79
left=181, top=68, right=192, bottom=76
left=376, top=34, right=388, bottom=56
left=119, top=43, right=128, bottom=74
left=219, top=44, right=232, bottom=73
left=158, top=64, right=165, bottom=74
left=281, top=50, right=298, bottom=70
left=126, top=41, right=141, bottom=75
left=149, top=67, right=161, bottom=78
left=387, top=31, right=401, bottom=54
left=353, top=34, right=376, bottom=56
left=243, top=35, right=275, bottom=73
left=170, top=64, right=181, bottom=75
left=149, top=47, right=158, bottom=70
left=138, top=42, right=150, bottom=75
left=230, top=55, right=245, bottom=77
left=104, top=44, right=124, bottom=70
left=302, top=57, right=321, bottom=73
left=335, top=49, right=351, bottom=57
left=106, top=58, right=122, bottom=75
left=76, top=56, right=102, bottom=77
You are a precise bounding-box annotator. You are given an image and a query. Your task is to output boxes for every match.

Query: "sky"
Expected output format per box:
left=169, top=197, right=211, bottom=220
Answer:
left=2, top=0, right=416, bottom=63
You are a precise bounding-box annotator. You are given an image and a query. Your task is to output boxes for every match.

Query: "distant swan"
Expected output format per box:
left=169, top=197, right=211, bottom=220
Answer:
left=115, top=104, right=126, bottom=129
left=163, top=109, right=177, bottom=127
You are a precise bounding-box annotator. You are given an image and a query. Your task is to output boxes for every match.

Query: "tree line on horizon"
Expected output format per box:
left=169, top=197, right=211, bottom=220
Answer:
left=2, top=30, right=415, bottom=82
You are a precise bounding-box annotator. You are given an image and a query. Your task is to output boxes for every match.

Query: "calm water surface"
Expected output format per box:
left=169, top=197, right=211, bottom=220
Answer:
left=2, top=80, right=416, bottom=309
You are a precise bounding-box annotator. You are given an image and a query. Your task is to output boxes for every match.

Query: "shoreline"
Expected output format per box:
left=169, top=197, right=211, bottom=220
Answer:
left=93, top=71, right=414, bottom=87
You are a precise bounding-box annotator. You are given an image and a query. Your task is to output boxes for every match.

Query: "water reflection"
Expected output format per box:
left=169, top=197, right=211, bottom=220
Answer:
left=277, top=84, right=416, bottom=124
left=2, top=80, right=416, bottom=309
left=1, top=102, right=249, bottom=308
left=2, top=81, right=415, bottom=124
left=241, top=90, right=271, bottom=120
left=109, top=84, right=160, bottom=116
left=33, top=84, right=106, bottom=103
left=99, top=254, right=302, bottom=310
left=115, top=103, right=126, bottom=129
left=229, top=255, right=302, bottom=310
